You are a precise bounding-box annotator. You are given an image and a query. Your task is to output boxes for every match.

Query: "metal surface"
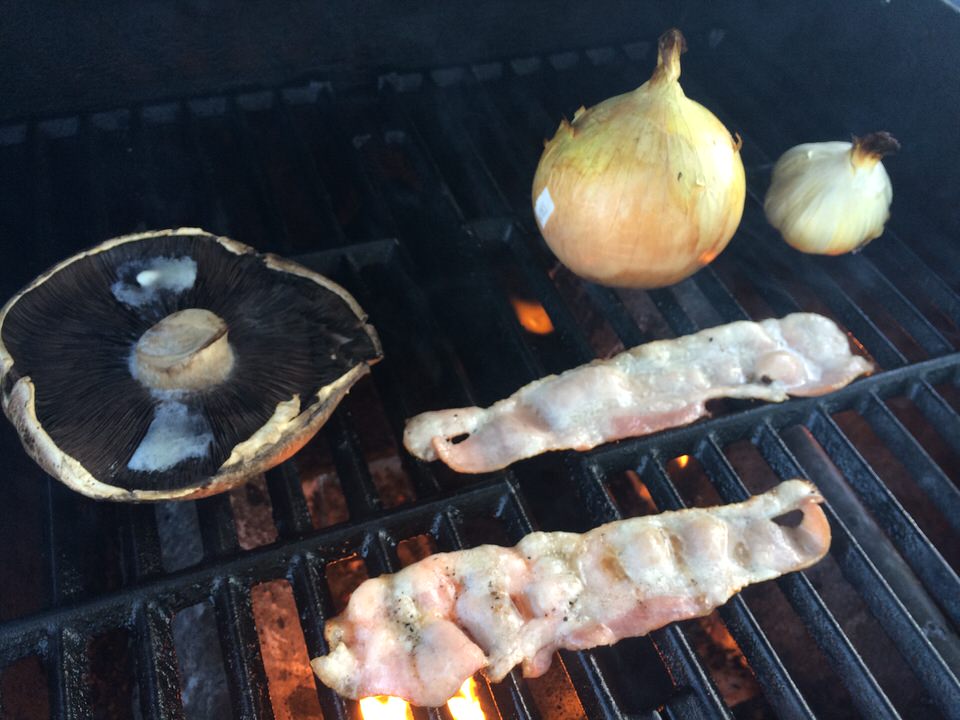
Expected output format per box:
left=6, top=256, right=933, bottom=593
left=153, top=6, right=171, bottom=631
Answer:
left=0, top=37, right=959, bottom=720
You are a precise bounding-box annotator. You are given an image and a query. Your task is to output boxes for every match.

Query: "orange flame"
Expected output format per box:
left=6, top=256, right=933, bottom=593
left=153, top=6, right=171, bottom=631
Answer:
left=358, top=678, right=484, bottom=720
left=510, top=297, right=554, bottom=335
left=447, top=677, right=484, bottom=720
left=675, top=454, right=690, bottom=469
left=359, top=695, right=413, bottom=720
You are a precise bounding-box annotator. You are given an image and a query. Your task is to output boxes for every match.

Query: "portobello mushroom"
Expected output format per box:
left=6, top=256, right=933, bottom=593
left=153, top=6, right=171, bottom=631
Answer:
left=0, top=228, right=382, bottom=501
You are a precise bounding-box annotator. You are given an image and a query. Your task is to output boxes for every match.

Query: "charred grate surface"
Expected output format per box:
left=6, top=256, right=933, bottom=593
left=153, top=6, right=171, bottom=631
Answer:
left=0, top=38, right=959, bottom=720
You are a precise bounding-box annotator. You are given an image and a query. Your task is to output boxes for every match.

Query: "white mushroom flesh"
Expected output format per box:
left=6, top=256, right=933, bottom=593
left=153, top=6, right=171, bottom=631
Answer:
left=111, top=256, right=198, bottom=307
left=127, top=400, right=214, bottom=472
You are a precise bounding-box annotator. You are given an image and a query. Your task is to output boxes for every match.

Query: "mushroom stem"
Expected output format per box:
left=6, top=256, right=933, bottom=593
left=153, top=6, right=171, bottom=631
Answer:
left=133, top=308, right=235, bottom=391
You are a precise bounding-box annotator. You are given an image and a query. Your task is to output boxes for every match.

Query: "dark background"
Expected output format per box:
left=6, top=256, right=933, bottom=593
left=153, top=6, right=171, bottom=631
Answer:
left=2, top=1, right=958, bottom=241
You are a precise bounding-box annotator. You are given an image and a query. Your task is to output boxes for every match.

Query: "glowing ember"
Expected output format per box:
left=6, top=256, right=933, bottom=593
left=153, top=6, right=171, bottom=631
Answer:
left=359, top=694, right=413, bottom=720
left=358, top=677, right=484, bottom=720
left=446, top=677, right=485, bottom=720
left=674, top=454, right=690, bottom=469
left=510, top=297, right=554, bottom=335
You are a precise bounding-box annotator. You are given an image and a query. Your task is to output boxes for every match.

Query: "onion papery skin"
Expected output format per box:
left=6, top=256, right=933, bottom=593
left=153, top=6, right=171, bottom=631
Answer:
left=531, top=36, right=745, bottom=288
left=764, top=138, right=895, bottom=256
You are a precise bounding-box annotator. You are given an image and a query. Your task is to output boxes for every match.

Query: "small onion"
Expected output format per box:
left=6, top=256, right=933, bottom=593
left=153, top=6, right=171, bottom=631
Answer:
left=531, top=29, right=746, bottom=288
left=764, top=133, right=899, bottom=255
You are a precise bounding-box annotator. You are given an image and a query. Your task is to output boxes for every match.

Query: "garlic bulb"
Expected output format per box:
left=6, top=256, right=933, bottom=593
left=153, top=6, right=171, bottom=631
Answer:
left=764, top=133, right=899, bottom=255
left=531, top=29, right=745, bottom=288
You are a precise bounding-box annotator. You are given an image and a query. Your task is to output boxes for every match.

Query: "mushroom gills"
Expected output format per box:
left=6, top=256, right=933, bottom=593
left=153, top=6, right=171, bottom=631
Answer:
left=132, top=308, right=236, bottom=391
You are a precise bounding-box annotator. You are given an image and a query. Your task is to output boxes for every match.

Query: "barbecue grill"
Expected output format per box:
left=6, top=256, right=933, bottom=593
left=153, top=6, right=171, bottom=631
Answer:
left=1, top=2, right=959, bottom=718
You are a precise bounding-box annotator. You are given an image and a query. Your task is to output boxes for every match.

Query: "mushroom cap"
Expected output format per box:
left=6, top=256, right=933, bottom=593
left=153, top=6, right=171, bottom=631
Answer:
left=0, top=228, right=382, bottom=502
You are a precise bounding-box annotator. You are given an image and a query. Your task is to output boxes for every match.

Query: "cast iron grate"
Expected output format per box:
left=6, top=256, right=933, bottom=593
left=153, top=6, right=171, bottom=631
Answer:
left=0, top=36, right=959, bottom=720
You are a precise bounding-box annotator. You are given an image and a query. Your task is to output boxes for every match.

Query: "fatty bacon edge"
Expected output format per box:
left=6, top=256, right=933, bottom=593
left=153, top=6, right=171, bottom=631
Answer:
left=311, top=480, right=830, bottom=706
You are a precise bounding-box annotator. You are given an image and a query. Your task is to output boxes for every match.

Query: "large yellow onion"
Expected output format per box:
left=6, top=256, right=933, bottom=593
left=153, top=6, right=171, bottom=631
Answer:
left=531, top=29, right=746, bottom=288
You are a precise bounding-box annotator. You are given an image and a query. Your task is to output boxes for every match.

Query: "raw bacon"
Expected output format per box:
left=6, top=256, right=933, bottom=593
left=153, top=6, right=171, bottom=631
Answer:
left=404, top=313, right=871, bottom=473
left=311, top=480, right=830, bottom=706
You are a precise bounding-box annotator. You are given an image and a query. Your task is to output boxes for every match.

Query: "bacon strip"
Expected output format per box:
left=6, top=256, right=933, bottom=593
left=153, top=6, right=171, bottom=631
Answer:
left=404, top=313, right=872, bottom=473
left=311, top=480, right=830, bottom=706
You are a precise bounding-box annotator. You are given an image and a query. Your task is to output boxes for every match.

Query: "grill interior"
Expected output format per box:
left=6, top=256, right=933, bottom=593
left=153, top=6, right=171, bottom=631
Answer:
left=1, top=22, right=960, bottom=720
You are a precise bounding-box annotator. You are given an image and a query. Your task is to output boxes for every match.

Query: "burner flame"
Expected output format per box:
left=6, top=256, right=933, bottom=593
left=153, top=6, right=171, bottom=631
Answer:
left=359, top=695, right=413, bottom=720
left=446, top=677, right=485, bottom=720
left=510, top=297, right=555, bottom=335
left=358, top=677, right=484, bottom=720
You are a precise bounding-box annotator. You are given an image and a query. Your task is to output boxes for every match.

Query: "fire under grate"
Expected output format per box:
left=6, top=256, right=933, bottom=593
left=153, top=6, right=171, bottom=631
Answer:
left=1, top=37, right=959, bottom=720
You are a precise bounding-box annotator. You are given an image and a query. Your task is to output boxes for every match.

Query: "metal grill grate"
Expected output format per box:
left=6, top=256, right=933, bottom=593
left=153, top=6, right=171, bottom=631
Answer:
left=0, top=37, right=959, bottom=720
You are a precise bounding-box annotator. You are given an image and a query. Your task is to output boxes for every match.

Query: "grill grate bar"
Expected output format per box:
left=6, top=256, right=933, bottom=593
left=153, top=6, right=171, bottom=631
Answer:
left=582, top=283, right=656, bottom=347
left=264, top=463, right=314, bottom=538
left=721, top=242, right=805, bottom=319
left=646, top=288, right=699, bottom=337
left=178, top=101, right=231, bottom=237
left=77, top=115, right=110, bottom=240
left=808, top=408, right=960, bottom=625
left=227, top=95, right=292, bottom=254
left=444, top=77, right=539, bottom=225
left=272, top=92, right=350, bottom=248
left=563, top=650, right=628, bottom=720
left=910, top=379, right=960, bottom=459
left=338, top=252, right=443, bottom=497
left=712, top=601, right=815, bottom=720
left=859, top=391, right=960, bottom=532
left=888, top=212, right=960, bottom=293
left=489, top=671, right=541, bottom=720
left=819, top=253, right=953, bottom=358
left=121, top=505, right=165, bottom=582
left=326, top=411, right=384, bottom=518
left=135, top=604, right=186, bottom=720
left=503, top=224, right=599, bottom=364
left=314, top=92, right=402, bottom=240
left=773, top=572, right=899, bottom=720
left=213, top=578, right=275, bottom=719
left=863, top=233, right=960, bottom=339
left=289, top=552, right=352, bottom=720
left=195, top=494, right=240, bottom=559
left=404, top=81, right=513, bottom=219
left=690, top=267, right=751, bottom=324
left=49, top=626, right=92, bottom=720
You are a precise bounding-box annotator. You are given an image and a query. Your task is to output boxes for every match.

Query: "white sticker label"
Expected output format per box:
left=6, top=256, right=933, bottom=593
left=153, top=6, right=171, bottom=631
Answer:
left=535, top=187, right=555, bottom=229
